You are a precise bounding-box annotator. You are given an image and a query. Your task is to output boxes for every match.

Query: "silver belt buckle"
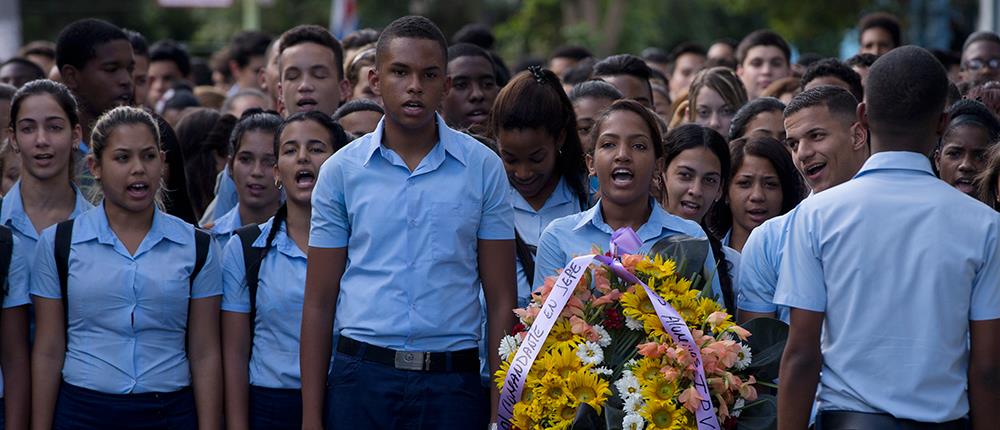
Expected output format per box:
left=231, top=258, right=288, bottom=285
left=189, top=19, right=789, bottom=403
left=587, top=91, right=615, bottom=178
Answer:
left=394, top=351, right=430, bottom=371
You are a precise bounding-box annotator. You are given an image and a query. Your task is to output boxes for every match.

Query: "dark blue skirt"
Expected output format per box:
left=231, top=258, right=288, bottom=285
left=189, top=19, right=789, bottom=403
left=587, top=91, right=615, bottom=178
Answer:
left=53, top=382, right=197, bottom=430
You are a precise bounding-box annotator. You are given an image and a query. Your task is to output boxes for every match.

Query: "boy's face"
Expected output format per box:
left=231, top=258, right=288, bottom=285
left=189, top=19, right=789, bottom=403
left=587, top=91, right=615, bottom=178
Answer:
left=279, top=42, right=348, bottom=117
left=372, top=37, right=449, bottom=131
left=0, top=62, right=40, bottom=88
left=443, top=55, right=497, bottom=129
left=737, top=45, right=790, bottom=99
left=147, top=60, right=183, bottom=108
left=132, top=55, right=149, bottom=107
left=63, top=39, right=134, bottom=116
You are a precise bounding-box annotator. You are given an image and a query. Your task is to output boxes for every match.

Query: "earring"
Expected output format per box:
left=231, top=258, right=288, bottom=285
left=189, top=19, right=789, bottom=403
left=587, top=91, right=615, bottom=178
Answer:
left=275, top=179, right=282, bottom=189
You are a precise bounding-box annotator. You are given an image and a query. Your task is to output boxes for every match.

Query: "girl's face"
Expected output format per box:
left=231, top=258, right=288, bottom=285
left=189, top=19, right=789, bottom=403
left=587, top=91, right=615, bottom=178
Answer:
left=90, top=124, right=163, bottom=214
left=11, top=94, right=80, bottom=182
left=693, top=87, right=735, bottom=138
left=935, top=124, right=990, bottom=196
left=498, top=127, right=560, bottom=201
left=231, top=130, right=281, bottom=211
left=743, top=110, right=786, bottom=141
left=275, top=120, right=335, bottom=207
left=1, top=150, right=20, bottom=195
left=662, top=146, right=723, bottom=222
left=588, top=110, right=660, bottom=209
left=728, top=155, right=783, bottom=234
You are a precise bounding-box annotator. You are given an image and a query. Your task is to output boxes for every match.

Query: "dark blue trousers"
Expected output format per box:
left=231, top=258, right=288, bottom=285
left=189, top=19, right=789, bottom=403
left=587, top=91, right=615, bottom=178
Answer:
left=249, top=385, right=302, bottom=430
left=0, top=397, right=5, bottom=430
left=324, top=353, right=489, bottom=429
left=53, top=382, right=197, bottom=430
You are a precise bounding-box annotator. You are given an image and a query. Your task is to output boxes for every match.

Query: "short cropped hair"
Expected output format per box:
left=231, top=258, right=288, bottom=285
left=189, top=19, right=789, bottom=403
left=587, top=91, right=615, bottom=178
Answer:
left=451, top=23, right=494, bottom=50
left=963, top=31, right=1000, bottom=53
left=568, top=79, right=624, bottom=103
left=149, top=39, right=192, bottom=77
left=736, top=30, right=791, bottom=66
left=865, top=46, right=948, bottom=128
left=333, top=98, right=385, bottom=121
left=784, top=85, right=859, bottom=123
left=55, top=18, right=128, bottom=70
left=279, top=25, right=345, bottom=80
left=342, top=28, right=380, bottom=52
left=123, top=29, right=148, bottom=57
left=1, top=58, right=45, bottom=82
left=800, top=58, right=864, bottom=103
left=845, top=53, right=878, bottom=69
left=229, top=31, right=272, bottom=69
left=376, top=16, right=448, bottom=68
left=593, top=54, right=651, bottom=81
left=859, top=12, right=902, bottom=48
left=447, top=43, right=493, bottom=66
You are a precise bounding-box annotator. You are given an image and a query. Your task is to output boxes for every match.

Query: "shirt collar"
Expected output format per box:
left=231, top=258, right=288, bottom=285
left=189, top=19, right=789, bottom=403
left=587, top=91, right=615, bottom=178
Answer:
left=76, top=203, right=189, bottom=254
left=211, top=205, right=243, bottom=235
left=511, top=177, right=577, bottom=212
left=361, top=113, right=468, bottom=168
left=252, top=216, right=306, bottom=259
left=2, top=181, right=93, bottom=239
left=853, top=151, right=935, bottom=179
left=573, top=199, right=692, bottom=243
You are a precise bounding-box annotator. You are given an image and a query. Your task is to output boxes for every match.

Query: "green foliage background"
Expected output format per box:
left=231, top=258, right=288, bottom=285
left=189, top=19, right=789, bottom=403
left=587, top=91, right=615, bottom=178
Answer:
left=20, top=0, right=980, bottom=60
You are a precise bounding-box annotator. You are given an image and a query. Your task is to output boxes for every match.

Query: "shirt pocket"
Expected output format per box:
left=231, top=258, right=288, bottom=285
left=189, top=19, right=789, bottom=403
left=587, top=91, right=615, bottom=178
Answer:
left=145, top=269, right=192, bottom=330
left=428, top=201, right=479, bottom=263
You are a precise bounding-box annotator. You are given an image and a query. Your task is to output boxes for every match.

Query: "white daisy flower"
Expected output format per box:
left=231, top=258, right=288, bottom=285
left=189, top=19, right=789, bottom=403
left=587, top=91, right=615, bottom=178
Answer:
left=625, top=316, right=643, bottom=331
left=622, top=413, right=645, bottom=430
left=576, top=341, right=604, bottom=366
left=735, top=343, right=753, bottom=370
left=732, top=398, right=746, bottom=418
left=614, top=371, right=641, bottom=397
left=623, top=394, right=644, bottom=414
left=592, top=324, right=612, bottom=347
left=623, top=359, right=639, bottom=370
left=591, top=366, right=613, bottom=376
left=498, top=335, right=519, bottom=360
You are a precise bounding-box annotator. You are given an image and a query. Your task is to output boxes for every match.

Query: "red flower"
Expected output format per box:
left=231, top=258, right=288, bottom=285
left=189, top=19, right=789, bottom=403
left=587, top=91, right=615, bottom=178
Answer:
left=603, top=308, right=624, bottom=330
left=723, top=416, right=738, bottom=430
left=511, top=323, right=526, bottom=335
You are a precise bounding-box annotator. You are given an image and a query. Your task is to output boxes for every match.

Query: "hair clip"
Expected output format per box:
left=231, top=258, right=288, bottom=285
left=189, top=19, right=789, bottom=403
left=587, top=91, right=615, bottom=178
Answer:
left=528, top=65, right=546, bottom=85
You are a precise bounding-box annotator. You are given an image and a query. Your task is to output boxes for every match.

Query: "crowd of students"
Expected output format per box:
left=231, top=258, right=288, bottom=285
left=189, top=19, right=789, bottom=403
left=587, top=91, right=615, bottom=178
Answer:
left=0, top=9, right=996, bottom=430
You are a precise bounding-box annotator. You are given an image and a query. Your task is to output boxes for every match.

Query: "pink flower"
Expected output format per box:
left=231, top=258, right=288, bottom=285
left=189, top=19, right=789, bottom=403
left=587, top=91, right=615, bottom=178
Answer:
left=570, top=315, right=599, bottom=342
left=621, top=254, right=643, bottom=272
left=512, top=307, right=539, bottom=325
left=593, top=268, right=612, bottom=294
left=729, top=325, right=751, bottom=341
left=679, top=386, right=704, bottom=412
left=707, top=311, right=729, bottom=327
left=740, top=376, right=758, bottom=401
left=637, top=342, right=667, bottom=358
left=659, top=365, right=680, bottom=381
left=591, top=290, right=623, bottom=306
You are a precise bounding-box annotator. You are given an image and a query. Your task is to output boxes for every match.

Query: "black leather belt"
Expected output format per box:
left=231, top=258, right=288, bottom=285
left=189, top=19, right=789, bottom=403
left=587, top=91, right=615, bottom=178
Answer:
left=817, top=411, right=969, bottom=430
left=337, top=337, right=480, bottom=373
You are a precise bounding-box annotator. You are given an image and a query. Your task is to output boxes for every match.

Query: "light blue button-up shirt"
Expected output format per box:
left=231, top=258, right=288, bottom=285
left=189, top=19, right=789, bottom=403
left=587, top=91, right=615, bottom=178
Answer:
left=222, top=217, right=308, bottom=389
left=1, top=181, right=93, bottom=269
left=31, top=204, right=223, bottom=394
left=512, top=177, right=585, bottom=305
left=0, top=233, right=31, bottom=398
left=774, top=151, right=1000, bottom=422
left=207, top=204, right=243, bottom=248
left=533, top=200, right=724, bottom=300
left=736, top=213, right=792, bottom=323
left=309, top=114, right=514, bottom=352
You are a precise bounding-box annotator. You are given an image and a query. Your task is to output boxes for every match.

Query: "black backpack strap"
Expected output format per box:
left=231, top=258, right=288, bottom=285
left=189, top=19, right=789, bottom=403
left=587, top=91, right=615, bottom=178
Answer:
left=191, top=229, right=210, bottom=289
left=235, top=225, right=263, bottom=314
left=55, top=220, right=74, bottom=329
left=0, top=226, right=12, bottom=298
left=514, top=230, right=536, bottom=290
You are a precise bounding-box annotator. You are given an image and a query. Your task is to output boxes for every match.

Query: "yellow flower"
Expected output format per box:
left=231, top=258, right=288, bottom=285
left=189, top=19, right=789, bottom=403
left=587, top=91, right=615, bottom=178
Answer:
left=511, top=402, right=536, bottom=430
left=541, top=347, right=584, bottom=379
left=636, top=254, right=677, bottom=280
left=544, top=320, right=585, bottom=352
left=621, top=284, right=657, bottom=321
left=494, top=359, right=511, bottom=390
left=641, top=374, right=680, bottom=403
left=672, top=295, right=701, bottom=325
left=567, top=368, right=612, bottom=414
left=535, top=373, right=569, bottom=402
left=641, top=399, right=688, bottom=429
left=633, top=357, right=665, bottom=384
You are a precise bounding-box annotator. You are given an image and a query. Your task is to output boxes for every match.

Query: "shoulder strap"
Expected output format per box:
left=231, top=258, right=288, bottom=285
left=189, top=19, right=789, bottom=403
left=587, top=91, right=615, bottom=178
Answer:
left=55, top=220, right=74, bottom=327
left=191, top=229, right=210, bottom=288
left=235, top=224, right=263, bottom=327
left=514, top=230, right=535, bottom=288
left=0, top=226, right=12, bottom=298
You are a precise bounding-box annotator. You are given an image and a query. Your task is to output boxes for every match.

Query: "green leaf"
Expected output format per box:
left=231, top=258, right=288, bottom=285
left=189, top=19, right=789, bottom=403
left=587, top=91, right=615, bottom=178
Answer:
left=740, top=317, right=789, bottom=382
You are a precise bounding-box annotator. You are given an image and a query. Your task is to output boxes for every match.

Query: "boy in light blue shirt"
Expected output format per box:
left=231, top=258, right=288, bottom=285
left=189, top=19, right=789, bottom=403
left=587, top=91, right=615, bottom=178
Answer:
left=736, top=85, right=868, bottom=324
left=300, top=16, right=515, bottom=430
left=775, top=46, right=1000, bottom=429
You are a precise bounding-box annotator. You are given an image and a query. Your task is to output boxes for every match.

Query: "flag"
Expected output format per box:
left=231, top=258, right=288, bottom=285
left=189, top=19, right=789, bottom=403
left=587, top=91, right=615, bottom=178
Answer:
left=330, top=0, right=358, bottom=40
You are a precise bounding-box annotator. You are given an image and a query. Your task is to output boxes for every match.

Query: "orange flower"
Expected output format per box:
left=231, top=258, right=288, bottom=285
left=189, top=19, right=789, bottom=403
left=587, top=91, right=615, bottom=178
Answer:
left=570, top=315, right=598, bottom=342
left=729, top=325, right=751, bottom=341
left=591, top=290, right=623, bottom=306
left=637, top=342, right=667, bottom=358
left=706, top=311, right=728, bottom=327
left=513, top=306, right=540, bottom=325
left=621, top=254, right=643, bottom=272
left=678, top=386, right=704, bottom=413
left=740, top=375, right=758, bottom=401
left=593, top=267, right=612, bottom=294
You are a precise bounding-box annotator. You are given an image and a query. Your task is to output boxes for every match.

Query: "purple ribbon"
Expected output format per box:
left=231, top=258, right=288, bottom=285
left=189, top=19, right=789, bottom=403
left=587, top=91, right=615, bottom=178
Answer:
left=497, top=228, right=720, bottom=430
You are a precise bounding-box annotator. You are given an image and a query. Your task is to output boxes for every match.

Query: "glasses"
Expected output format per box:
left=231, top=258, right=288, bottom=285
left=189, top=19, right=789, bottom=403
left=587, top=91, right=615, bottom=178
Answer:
left=963, top=58, right=1000, bottom=71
